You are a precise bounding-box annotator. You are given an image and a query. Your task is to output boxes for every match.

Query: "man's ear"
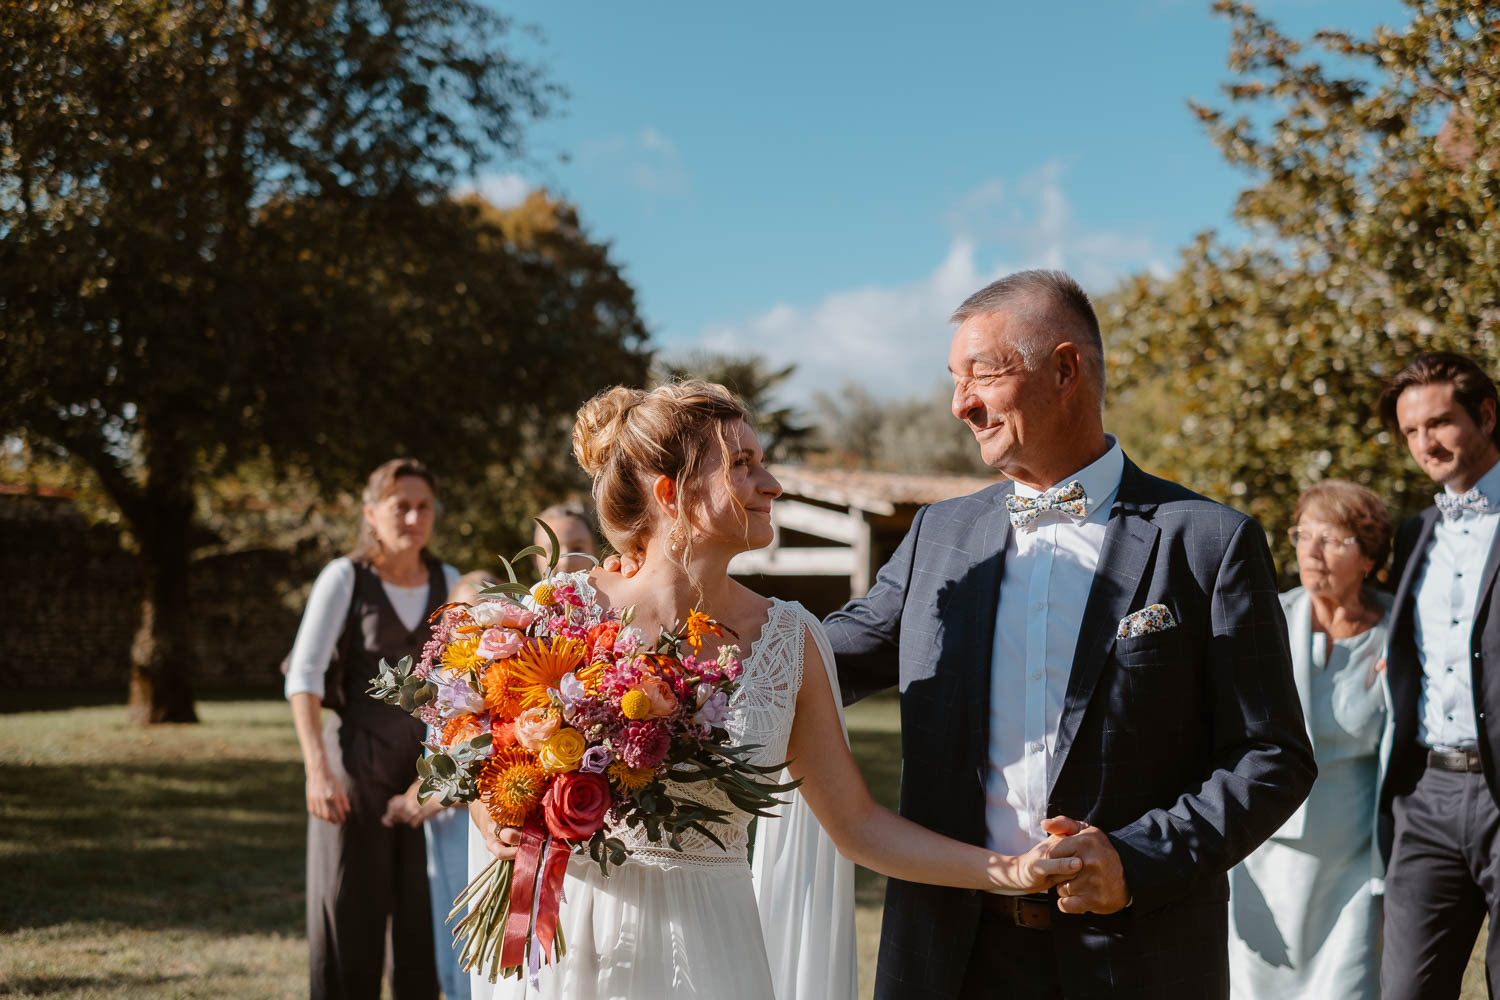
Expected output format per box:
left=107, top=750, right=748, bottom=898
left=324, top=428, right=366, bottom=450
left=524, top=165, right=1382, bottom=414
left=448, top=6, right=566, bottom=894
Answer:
left=650, top=474, right=677, bottom=515
left=1053, top=342, right=1084, bottom=397
left=1482, top=397, right=1497, bottom=439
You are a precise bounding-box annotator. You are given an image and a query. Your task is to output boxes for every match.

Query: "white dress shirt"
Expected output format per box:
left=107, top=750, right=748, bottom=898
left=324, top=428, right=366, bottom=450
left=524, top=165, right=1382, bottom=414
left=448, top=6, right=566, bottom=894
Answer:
left=284, top=557, right=460, bottom=699
left=986, top=436, right=1124, bottom=856
left=1413, top=458, right=1500, bottom=749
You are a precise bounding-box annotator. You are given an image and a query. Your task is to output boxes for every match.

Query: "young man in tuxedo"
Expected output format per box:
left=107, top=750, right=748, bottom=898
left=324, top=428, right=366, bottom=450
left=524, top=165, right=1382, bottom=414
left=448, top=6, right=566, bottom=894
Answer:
left=1380, top=352, right=1500, bottom=999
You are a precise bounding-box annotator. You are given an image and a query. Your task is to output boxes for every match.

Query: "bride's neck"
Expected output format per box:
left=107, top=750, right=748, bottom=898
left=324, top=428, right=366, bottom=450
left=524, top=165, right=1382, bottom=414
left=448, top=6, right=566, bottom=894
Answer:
left=613, top=537, right=737, bottom=629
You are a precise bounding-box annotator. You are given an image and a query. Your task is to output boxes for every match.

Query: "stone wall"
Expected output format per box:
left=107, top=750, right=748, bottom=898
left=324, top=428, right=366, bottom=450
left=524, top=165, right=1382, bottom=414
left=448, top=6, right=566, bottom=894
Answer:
left=1, top=492, right=311, bottom=691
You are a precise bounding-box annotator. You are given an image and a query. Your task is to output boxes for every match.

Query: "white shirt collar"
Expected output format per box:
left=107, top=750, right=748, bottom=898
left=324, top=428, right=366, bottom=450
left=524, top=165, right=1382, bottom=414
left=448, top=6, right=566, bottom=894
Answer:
left=1011, top=434, right=1124, bottom=518
left=1444, top=455, right=1500, bottom=504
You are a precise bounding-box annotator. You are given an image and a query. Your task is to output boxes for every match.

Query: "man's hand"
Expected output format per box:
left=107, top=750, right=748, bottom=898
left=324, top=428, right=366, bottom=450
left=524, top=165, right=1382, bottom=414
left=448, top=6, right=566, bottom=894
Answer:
left=999, top=834, right=1084, bottom=894
left=598, top=553, right=642, bottom=578
left=468, top=800, right=522, bottom=860
left=306, top=763, right=350, bottom=824
left=381, top=791, right=417, bottom=828
left=1040, top=815, right=1131, bottom=915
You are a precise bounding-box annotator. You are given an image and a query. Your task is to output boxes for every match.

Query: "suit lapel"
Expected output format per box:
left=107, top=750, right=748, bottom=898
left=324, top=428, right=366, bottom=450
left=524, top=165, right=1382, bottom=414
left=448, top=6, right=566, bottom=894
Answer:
left=1476, top=518, right=1500, bottom=620
left=965, top=495, right=1011, bottom=774
left=1390, top=509, right=1438, bottom=636
left=1047, top=460, right=1160, bottom=793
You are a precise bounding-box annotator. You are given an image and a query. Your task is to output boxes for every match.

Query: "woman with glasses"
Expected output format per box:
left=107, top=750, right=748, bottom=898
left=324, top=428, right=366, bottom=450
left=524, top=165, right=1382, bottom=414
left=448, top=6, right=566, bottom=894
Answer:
left=1228, top=480, right=1394, bottom=1000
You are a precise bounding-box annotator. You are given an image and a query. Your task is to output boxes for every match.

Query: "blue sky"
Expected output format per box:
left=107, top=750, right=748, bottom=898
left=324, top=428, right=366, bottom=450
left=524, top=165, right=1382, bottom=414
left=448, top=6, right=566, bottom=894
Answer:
left=479, top=0, right=1408, bottom=402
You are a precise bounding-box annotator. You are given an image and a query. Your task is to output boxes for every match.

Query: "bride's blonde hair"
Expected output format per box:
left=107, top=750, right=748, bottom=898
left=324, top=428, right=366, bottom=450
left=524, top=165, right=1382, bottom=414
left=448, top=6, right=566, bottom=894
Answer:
left=572, top=380, right=752, bottom=562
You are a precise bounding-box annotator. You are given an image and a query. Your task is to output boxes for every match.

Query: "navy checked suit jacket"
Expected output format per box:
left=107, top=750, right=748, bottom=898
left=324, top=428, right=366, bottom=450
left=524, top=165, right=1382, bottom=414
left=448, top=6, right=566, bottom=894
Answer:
left=825, top=457, right=1316, bottom=1000
left=1381, top=506, right=1500, bottom=857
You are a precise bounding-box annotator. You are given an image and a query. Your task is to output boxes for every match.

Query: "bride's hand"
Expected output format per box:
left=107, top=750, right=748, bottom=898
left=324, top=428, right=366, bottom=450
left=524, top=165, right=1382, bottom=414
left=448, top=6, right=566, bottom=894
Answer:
left=468, top=800, right=522, bottom=860
left=989, top=837, right=1082, bottom=895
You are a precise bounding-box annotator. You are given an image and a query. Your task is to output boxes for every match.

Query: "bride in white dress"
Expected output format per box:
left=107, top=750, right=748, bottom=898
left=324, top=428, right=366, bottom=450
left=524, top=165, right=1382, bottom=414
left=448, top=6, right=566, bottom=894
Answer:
left=468, top=381, right=1080, bottom=1000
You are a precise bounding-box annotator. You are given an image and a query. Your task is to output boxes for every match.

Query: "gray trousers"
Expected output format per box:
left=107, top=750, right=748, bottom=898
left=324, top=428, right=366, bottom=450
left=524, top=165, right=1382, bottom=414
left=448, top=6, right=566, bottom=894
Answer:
left=307, top=717, right=438, bottom=1000
left=1382, top=765, right=1500, bottom=1000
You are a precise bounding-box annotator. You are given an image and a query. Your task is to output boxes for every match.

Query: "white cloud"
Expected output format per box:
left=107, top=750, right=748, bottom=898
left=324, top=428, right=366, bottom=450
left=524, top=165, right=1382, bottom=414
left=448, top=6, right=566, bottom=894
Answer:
left=459, top=171, right=530, bottom=208
left=692, top=162, right=1167, bottom=405
left=580, top=127, right=689, bottom=197
left=698, top=238, right=989, bottom=404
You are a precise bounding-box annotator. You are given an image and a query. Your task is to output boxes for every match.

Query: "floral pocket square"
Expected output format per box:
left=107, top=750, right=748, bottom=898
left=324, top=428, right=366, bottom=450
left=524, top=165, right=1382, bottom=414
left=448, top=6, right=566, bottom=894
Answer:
left=1117, top=604, right=1177, bottom=639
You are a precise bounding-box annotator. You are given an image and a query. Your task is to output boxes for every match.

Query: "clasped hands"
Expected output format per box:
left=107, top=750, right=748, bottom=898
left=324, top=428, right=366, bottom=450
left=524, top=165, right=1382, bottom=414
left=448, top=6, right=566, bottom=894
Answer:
left=380, top=784, right=446, bottom=829
left=1015, top=815, right=1130, bottom=915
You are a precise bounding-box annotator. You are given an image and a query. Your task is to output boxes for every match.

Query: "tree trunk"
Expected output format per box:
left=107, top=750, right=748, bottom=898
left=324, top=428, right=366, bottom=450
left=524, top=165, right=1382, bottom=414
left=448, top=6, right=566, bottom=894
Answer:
left=126, top=490, right=199, bottom=724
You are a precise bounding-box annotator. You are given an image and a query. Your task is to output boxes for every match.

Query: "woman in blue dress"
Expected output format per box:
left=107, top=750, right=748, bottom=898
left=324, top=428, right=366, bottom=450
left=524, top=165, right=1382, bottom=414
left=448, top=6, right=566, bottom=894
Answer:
left=1228, top=480, right=1394, bottom=999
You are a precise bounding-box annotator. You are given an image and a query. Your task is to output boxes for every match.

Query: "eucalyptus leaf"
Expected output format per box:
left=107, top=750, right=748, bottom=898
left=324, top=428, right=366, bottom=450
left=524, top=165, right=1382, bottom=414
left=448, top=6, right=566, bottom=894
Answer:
left=535, top=517, right=561, bottom=573
left=495, top=555, right=518, bottom=585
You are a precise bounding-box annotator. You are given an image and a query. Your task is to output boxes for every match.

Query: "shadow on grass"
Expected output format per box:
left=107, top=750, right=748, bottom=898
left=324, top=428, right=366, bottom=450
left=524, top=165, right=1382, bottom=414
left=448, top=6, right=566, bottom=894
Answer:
left=0, top=755, right=305, bottom=936
left=3, top=973, right=196, bottom=994
left=5, top=688, right=288, bottom=714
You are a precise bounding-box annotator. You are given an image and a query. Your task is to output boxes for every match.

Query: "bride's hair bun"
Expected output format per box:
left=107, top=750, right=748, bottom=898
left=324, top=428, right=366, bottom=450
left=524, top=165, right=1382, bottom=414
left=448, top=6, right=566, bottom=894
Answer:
left=572, top=386, right=644, bottom=478
left=571, top=381, right=752, bottom=559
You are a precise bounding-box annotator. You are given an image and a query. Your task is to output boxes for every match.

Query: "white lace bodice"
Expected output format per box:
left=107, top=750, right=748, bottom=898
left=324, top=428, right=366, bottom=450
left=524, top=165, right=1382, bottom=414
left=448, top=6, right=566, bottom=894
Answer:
left=611, top=598, right=807, bottom=870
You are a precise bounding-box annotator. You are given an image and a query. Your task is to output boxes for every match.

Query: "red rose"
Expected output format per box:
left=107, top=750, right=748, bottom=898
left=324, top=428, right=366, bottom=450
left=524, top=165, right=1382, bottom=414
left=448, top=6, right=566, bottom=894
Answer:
left=542, top=771, right=611, bottom=841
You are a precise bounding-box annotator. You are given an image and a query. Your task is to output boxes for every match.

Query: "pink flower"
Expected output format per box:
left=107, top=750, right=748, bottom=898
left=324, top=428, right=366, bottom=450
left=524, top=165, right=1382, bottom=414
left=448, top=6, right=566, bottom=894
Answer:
left=469, top=601, right=538, bottom=630
left=613, top=627, right=643, bottom=658
left=637, top=675, right=679, bottom=718
left=476, top=627, right=523, bottom=660
left=617, top=719, right=671, bottom=770
left=514, top=706, right=562, bottom=750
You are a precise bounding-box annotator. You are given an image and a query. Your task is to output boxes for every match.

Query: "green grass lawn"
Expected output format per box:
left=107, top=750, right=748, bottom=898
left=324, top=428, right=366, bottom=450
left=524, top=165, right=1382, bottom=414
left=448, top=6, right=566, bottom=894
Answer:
left=0, top=693, right=1486, bottom=998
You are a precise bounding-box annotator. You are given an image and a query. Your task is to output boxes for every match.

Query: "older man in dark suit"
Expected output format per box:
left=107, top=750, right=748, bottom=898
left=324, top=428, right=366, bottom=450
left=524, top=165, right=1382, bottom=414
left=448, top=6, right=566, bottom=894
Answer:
left=1379, top=352, right=1500, bottom=999
left=826, top=270, right=1316, bottom=999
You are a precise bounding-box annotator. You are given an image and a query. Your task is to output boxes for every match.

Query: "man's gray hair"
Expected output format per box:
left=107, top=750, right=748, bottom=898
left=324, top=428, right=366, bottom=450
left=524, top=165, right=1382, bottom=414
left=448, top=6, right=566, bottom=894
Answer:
left=950, top=269, right=1107, bottom=401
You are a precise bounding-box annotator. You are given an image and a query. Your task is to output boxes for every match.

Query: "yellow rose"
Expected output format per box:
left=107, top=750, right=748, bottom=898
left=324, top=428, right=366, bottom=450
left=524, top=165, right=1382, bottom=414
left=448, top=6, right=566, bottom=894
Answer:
left=537, top=727, right=587, bottom=774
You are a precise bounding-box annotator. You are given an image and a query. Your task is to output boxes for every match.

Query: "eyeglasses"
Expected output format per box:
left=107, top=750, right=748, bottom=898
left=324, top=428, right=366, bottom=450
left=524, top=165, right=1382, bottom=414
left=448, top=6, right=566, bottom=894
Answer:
left=1287, top=527, right=1359, bottom=552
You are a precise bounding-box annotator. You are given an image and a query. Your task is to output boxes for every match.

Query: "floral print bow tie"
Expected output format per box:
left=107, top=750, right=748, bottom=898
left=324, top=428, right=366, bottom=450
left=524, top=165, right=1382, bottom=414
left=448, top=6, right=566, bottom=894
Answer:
left=1006, top=480, right=1089, bottom=530
left=1435, top=486, right=1493, bottom=521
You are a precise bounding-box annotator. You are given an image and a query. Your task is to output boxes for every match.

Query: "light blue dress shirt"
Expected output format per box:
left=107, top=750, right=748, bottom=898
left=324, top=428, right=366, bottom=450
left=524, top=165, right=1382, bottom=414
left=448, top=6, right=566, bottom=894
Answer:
left=985, top=435, right=1124, bottom=856
left=1413, top=457, right=1500, bottom=749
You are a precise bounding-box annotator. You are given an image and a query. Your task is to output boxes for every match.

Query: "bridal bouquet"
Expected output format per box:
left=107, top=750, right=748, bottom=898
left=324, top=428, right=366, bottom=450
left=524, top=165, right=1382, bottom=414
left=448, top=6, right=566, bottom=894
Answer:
left=368, top=523, right=795, bottom=985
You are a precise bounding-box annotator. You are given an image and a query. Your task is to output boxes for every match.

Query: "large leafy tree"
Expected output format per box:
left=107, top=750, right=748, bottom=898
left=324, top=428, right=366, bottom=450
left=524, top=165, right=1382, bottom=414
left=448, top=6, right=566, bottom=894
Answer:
left=0, top=1, right=650, bottom=721
left=1105, top=0, right=1500, bottom=580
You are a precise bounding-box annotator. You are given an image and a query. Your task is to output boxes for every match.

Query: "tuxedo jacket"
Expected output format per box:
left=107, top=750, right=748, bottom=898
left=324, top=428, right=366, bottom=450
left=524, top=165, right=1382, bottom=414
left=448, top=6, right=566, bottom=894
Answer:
left=1381, top=506, right=1500, bottom=850
left=825, top=458, right=1316, bottom=1000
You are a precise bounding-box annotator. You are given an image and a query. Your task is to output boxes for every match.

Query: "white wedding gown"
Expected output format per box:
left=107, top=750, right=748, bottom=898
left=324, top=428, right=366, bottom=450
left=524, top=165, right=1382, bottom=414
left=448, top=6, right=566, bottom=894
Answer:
left=469, top=598, right=857, bottom=1000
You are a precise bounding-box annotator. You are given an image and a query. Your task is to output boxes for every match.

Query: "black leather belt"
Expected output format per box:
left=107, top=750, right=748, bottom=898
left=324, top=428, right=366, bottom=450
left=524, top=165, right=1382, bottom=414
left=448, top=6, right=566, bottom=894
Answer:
left=1428, top=748, right=1484, bottom=773
left=981, top=892, right=1054, bottom=931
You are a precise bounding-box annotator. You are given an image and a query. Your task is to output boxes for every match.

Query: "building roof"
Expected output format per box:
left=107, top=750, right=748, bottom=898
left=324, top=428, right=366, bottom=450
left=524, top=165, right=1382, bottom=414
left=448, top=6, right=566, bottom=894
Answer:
left=768, top=464, right=1002, bottom=515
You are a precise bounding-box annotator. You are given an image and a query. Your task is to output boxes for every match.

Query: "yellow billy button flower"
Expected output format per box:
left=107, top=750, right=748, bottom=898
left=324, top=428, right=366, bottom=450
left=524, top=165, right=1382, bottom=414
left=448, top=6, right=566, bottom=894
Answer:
left=619, top=688, right=652, bottom=721
left=609, top=759, right=655, bottom=793
left=531, top=581, right=555, bottom=606
left=537, top=727, right=586, bottom=774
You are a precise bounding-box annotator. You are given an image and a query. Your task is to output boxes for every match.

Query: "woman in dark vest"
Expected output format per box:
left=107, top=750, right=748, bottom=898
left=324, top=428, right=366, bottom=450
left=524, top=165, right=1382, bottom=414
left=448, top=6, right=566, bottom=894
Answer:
left=286, top=458, right=460, bottom=1000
